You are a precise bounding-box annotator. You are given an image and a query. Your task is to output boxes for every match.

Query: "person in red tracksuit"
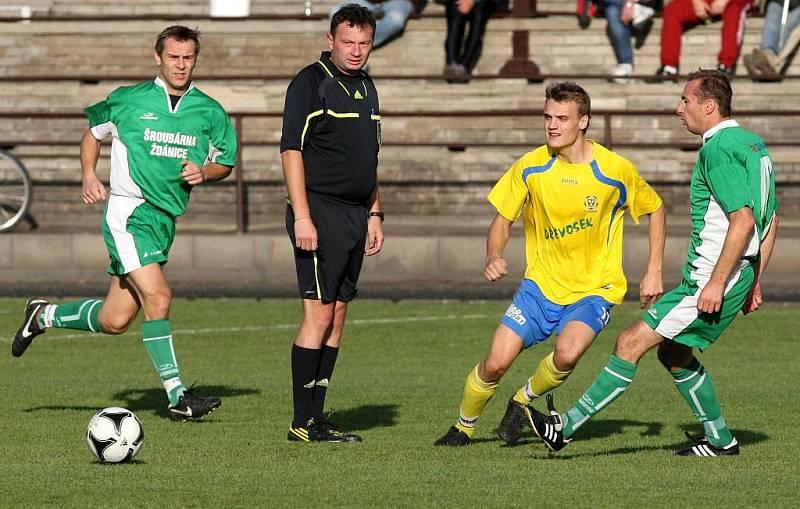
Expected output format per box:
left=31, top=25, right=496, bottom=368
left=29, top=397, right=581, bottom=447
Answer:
left=651, top=0, right=754, bottom=79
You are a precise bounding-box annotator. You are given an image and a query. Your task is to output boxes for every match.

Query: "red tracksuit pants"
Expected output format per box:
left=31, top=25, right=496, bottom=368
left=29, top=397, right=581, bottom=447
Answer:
left=660, top=0, right=753, bottom=68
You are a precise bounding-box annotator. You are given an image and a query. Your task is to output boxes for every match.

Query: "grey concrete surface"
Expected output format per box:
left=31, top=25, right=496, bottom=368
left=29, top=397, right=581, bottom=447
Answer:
left=1, top=230, right=797, bottom=300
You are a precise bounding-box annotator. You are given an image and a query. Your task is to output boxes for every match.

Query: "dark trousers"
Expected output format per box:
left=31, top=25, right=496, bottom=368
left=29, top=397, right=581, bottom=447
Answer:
left=444, top=0, right=493, bottom=72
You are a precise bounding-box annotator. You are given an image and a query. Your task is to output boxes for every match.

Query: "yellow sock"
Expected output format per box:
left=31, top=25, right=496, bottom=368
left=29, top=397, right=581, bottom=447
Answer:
left=513, top=352, right=572, bottom=405
left=453, top=365, right=498, bottom=438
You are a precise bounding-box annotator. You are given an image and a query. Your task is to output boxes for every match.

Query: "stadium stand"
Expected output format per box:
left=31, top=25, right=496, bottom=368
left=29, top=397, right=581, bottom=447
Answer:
left=1, top=0, right=799, bottom=234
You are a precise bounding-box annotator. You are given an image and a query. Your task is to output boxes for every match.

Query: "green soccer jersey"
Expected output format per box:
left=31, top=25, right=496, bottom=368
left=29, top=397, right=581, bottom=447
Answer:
left=84, top=77, right=238, bottom=217
left=684, top=120, right=778, bottom=281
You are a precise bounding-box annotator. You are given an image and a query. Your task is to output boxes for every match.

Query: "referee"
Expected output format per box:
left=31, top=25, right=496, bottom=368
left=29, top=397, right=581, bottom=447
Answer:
left=280, top=4, right=384, bottom=443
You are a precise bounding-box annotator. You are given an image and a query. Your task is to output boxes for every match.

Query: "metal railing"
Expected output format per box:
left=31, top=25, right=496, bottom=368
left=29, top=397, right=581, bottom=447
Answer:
left=2, top=108, right=799, bottom=232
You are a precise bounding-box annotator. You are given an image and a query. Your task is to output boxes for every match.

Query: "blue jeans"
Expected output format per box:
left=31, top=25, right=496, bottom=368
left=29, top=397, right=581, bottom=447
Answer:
left=601, top=0, right=634, bottom=64
left=760, top=1, right=800, bottom=54
left=330, top=0, right=414, bottom=48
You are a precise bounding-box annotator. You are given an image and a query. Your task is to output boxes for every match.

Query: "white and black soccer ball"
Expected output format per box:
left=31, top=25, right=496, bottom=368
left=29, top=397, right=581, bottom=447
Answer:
left=86, top=407, right=144, bottom=463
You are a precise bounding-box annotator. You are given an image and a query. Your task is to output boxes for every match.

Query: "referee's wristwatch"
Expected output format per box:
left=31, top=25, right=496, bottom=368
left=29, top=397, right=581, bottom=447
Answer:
left=368, top=211, right=385, bottom=222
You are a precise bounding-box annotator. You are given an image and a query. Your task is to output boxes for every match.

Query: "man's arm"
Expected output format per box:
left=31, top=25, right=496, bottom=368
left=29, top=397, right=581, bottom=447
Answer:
left=80, top=128, right=107, bottom=204
left=696, top=206, right=756, bottom=313
left=743, top=214, right=780, bottom=314
left=639, top=204, right=665, bottom=309
left=180, top=161, right=232, bottom=185
left=485, top=213, right=513, bottom=282
left=282, top=149, right=317, bottom=251
left=365, top=185, right=384, bottom=256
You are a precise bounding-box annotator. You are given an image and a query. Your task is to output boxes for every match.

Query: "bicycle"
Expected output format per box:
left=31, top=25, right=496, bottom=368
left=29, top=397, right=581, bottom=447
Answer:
left=0, top=148, right=33, bottom=232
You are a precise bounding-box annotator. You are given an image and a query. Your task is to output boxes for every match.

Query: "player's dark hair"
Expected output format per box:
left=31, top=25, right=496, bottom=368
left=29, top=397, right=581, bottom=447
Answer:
left=546, top=81, right=592, bottom=133
left=687, top=69, right=733, bottom=117
left=330, top=3, right=376, bottom=38
left=155, top=25, right=201, bottom=55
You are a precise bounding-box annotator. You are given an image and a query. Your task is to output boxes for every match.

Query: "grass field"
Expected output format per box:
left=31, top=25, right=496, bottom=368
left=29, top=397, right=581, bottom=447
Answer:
left=1, top=298, right=797, bottom=508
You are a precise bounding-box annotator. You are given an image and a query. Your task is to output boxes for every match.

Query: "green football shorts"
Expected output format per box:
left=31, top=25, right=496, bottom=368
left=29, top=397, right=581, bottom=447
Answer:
left=642, top=264, right=754, bottom=350
left=102, top=194, right=175, bottom=276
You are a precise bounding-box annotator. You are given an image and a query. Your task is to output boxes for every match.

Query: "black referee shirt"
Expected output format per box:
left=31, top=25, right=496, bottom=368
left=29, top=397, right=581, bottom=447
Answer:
left=280, top=51, right=381, bottom=206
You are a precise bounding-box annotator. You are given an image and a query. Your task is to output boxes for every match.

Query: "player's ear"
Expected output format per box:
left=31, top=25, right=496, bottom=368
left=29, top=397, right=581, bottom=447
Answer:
left=579, top=115, right=589, bottom=130
left=704, top=99, right=716, bottom=115
left=327, top=31, right=335, bottom=50
left=154, top=51, right=162, bottom=66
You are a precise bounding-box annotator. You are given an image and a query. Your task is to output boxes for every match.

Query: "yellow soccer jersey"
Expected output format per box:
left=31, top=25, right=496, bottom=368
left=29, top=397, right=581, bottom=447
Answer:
left=488, top=142, right=662, bottom=305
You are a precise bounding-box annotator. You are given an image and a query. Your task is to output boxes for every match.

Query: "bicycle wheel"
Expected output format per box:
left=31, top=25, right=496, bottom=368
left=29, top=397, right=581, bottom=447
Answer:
left=0, top=149, right=32, bottom=232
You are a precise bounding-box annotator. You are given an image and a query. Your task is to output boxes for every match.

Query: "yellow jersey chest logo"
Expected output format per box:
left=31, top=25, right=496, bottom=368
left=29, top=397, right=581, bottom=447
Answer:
left=584, top=195, right=599, bottom=213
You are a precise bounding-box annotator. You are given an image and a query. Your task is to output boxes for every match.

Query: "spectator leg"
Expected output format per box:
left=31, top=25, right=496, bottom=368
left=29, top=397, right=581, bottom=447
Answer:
left=660, top=0, right=700, bottom=68
left=718, top=0, right=752, bottom=68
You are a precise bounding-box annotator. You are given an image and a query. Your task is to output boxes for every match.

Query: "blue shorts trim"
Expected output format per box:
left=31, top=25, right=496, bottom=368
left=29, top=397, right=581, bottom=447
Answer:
left=500, top=279, right=614, bottom=348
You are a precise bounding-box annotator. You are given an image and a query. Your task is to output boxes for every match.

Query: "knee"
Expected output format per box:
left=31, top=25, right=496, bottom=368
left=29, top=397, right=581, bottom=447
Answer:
left=99, top=315, right=131, bottom=335
left=552, top=349, right=579, bottom=372
left=305, top=307, right=335, bottom=331
left=656, top=345, right=673, bottom=369
left=480, top=359, right=509, bottom=381
left=614, top=327, right=640, bottom=360
left=657, top=343, right=693, bottom=370
left=142, top=288, right=172, bottom=316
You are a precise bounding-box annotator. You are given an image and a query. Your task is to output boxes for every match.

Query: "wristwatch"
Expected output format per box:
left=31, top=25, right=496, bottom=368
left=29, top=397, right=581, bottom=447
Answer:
left=368, top=211, right=385, bottom=221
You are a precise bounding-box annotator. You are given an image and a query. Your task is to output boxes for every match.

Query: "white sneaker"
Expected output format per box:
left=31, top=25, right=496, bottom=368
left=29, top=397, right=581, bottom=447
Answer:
left=611, top=63, right=634, bottom=84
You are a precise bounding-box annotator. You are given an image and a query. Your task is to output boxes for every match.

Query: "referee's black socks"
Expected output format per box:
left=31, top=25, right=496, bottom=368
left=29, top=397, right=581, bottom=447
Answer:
left=291, top=344, right=321, bottom=428
left=311, top=345, right=339, bottom=421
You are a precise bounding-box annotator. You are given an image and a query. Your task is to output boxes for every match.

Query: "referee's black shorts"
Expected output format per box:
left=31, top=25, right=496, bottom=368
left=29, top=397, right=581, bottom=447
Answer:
left=286, top=192, right=368, bottom=303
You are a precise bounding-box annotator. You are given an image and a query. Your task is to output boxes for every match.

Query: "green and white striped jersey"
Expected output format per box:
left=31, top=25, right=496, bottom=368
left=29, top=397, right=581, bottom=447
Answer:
left=85, top=77, right=237, bottom=217
left=685, top=120, right=778, bottom=281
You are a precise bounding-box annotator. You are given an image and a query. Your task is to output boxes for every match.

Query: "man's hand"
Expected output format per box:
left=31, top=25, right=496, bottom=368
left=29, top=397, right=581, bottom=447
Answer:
left=365, top=215, right=384, bottom=256
left=180, top=160, right=206, bottom=186
left=456, top=0, right=476, bottom=15
left=81, top=174, right=107, bottom=204
left=692, top=0, right=712, bottom=19
left=638, top=270, right=664, bottom=309
left=293, top=217, right=318, bottom=251
left=484, top=256, right=508, bottom=282
left=709, top=0, right=730, bottom=16
left=697, top=279, right=725, bottom=313
left=621, top=1, right=635, bottom=24
left=743, top=280, right=763, bottom=314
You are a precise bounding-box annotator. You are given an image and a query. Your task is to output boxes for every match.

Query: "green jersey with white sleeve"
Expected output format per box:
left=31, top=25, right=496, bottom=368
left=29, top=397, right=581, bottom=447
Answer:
left=84, top=77, right=237, bottom=217
left=684, top=119, right=778, bottom=283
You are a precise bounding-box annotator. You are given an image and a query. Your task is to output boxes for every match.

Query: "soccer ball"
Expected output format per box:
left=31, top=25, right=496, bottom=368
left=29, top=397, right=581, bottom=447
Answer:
left=86, top=407, right=144, bottom=463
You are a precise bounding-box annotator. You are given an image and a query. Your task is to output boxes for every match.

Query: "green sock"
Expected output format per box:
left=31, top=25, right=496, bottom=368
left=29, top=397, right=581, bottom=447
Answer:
left=563, top=355, right=638, bottom=438
left=40, top=300, right=103, bottom=332
left=142, top=319, right=186, bottom=405
left=671, top=358, right=734, bottom=448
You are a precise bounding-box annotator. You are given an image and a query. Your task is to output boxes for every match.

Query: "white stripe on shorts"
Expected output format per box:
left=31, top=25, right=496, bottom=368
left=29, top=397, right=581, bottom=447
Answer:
left=106, top=194, right=145, bottom=274
left=654, top=271, right=742, bottom=340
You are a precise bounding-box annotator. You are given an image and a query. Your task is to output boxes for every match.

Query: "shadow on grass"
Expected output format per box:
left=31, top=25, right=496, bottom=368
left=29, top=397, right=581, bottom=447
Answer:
left=326, top=403, right=399, bottom=432
left=91, top=458, right=146, bottom=466
left=24, top=384, right=260, bottom=419
left=527, top=420, right=768, bottom=459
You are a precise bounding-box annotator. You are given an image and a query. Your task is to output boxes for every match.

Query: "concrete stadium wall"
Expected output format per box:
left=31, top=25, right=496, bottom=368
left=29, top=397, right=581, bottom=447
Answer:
left=2, top=229, right=798, bottom=300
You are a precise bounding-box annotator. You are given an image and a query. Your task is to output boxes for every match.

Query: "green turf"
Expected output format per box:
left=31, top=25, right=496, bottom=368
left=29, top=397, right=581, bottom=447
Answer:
left=0, top=298, right=797, bottom=508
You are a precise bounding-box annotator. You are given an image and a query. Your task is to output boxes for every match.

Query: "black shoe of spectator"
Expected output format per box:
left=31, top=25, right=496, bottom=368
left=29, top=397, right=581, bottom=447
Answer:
left=645, top=65, right=678, bottom=84
left=717, top=63, right=735, bottom=77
